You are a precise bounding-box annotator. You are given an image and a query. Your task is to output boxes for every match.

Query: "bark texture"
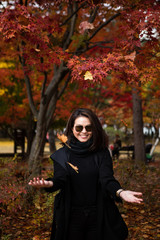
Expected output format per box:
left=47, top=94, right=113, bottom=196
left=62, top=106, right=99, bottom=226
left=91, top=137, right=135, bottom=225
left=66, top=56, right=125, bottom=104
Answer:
left=132, top=88, right=146, bottom=165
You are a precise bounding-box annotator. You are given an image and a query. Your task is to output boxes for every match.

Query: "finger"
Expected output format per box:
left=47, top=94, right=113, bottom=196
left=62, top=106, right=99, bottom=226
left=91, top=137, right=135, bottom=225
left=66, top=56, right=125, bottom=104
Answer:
left=37, top=177, right=43, bottom=185
left=36, top=177, right=40, bottom=184
left=41, top=178, right=45, bottom=185
left=132, top=192, right=143, bottom=196
left=28, top=180, right=33, bottom=185
left=33, top=177, right=37, bottom=184
left=133, top=197, right=143, bottom=203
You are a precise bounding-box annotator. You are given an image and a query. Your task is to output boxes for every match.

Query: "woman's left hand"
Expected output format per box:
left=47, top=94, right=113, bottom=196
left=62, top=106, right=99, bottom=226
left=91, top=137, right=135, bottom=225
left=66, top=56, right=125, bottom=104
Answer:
left=120, top=190, right=143, bottom=204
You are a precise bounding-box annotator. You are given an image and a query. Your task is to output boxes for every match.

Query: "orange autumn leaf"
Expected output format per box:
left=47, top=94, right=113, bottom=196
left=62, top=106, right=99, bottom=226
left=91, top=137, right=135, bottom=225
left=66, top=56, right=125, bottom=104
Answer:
left=121, top=119, right=128, bottom=127
left=57, top=133, right=68, bottom=143
left=57, top=133, right=71, bottom=148
left=67, top=162, right=79, bottom=173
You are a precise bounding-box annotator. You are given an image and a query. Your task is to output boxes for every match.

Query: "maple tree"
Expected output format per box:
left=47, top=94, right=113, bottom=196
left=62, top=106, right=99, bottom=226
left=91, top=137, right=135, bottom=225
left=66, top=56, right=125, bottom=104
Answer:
left=143, top=75, right=160, bottom=138
left=0, top=65, right=27, bottom=129
left=0, top=60, right=38, bottom=154
left=55, top=80, right=133, bottom=131
left=0, top=0, right=160, bottom=182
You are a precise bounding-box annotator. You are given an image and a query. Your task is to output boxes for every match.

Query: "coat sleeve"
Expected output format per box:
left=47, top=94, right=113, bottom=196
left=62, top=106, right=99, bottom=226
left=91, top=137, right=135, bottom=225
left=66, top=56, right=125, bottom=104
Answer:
left=99, top=148, right=122, bottom=201
left=45, top=160, right=68, bottom=193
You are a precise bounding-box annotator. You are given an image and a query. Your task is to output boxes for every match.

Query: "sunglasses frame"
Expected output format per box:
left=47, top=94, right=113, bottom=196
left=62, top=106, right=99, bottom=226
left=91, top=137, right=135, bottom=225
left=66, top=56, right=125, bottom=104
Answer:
left=75, top=125, right=92, bottom=132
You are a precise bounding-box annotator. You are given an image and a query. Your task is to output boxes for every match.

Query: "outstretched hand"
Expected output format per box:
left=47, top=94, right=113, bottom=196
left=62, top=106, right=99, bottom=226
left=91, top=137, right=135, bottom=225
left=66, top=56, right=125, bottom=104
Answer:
left=28, top=177, right=53, bottom=188
left=120, top=190, right=143, bottom=204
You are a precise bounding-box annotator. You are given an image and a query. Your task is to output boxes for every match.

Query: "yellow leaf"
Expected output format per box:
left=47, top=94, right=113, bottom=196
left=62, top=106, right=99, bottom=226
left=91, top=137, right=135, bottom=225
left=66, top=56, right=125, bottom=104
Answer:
left=67, top=162, right=79, bottom=173
left=156, top=52, right=160, bottom=57
left=142, top=234, right=149, bottom=238
left=0, top=89, right=6, bottom=96
left=35, top=48, right=40, bottom=52
left=84, top=71, right=93, bottom=80
left=140, top=210, right=145, bottom=214
left=0, top=61, right=15, bottom=69
left=33, top=236, right=40, bottom=240
left=35, top=202, right=41, bottom=209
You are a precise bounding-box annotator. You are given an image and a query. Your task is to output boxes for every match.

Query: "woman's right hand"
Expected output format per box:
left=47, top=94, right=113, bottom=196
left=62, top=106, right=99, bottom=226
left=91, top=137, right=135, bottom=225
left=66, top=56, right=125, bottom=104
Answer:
left=28, top=177, right=53, bottom=188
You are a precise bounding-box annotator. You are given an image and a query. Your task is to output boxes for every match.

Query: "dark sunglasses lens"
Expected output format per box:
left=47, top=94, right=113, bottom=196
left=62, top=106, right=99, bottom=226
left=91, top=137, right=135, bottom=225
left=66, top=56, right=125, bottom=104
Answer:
left=85, top=125, right=92, bottom=132
left=75, top=125, right=83, bottom=132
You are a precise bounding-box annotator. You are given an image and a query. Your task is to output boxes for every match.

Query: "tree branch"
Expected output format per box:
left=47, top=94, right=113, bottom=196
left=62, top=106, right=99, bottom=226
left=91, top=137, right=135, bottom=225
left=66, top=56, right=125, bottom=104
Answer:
left=63, top=2, right=78, bottom=50
left=45, top=62, right=69, bottom=106
left=88, top=12, right=121, bottom=41
left=46, top=90, right=58, bottom=129
left=60, top=2, right=86, bottom=27
left=24, top=74, right=38, bottom=118
left=57, top=72, right=71, bottom=99
left=41, top=71, right=48, bottom=98
left=19, top=54, right=38, bottom=118
left=88, top=5, right=99, bottom=23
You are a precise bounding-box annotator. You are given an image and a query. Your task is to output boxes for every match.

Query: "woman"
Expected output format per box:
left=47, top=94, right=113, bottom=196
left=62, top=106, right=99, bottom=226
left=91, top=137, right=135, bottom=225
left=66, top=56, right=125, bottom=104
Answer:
left=29, top=108, right=143, bottom=240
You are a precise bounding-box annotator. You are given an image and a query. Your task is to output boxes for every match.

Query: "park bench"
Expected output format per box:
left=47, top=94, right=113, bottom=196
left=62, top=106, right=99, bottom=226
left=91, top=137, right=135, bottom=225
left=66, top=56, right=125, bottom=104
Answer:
left=119, top=145, right=134, bottom=159
left=118, top=143, right=152, bottom=160
left=13, top=129, right=25, bottom=156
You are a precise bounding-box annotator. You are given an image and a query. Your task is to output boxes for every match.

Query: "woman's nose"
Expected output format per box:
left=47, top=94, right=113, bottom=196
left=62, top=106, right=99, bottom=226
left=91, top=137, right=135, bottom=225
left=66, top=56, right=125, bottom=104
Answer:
left=81, top=127, right=87, bottom=133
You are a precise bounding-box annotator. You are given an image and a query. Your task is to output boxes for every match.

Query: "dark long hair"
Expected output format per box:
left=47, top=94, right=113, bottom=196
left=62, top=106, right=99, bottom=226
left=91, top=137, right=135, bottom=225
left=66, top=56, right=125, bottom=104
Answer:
left=64, top=108, right=108, bottom=151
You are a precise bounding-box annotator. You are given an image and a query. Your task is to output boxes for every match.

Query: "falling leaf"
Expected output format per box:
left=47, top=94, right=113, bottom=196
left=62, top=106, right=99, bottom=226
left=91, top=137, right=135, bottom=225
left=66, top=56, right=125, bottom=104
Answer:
left=67, top=162, right=79, bottom=173
left=57, top=133, right=68, bottom=143
left=57, top=133, right=71, bottom=148
left=84, top=71, right=93, bottom=80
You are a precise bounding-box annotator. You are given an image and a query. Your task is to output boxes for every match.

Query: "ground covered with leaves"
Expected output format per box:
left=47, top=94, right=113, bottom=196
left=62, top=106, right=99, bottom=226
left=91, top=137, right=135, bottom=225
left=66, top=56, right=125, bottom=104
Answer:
left=0, top=155, right=160, bottom=240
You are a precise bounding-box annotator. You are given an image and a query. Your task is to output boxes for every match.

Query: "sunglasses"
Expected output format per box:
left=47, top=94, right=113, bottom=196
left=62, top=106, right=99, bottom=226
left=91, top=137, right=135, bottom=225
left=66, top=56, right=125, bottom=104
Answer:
left=75, top=125, right=92, bottom=132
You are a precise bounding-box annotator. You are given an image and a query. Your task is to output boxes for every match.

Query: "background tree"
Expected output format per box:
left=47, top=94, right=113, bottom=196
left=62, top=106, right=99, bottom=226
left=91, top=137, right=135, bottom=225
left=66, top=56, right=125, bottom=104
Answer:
left=0, top=0, right=159, bottom=183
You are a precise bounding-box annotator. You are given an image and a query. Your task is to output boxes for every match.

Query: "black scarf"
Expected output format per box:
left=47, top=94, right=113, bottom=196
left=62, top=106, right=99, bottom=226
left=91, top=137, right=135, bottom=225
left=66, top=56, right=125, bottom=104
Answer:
left=66, top=136, right=93, bottom=155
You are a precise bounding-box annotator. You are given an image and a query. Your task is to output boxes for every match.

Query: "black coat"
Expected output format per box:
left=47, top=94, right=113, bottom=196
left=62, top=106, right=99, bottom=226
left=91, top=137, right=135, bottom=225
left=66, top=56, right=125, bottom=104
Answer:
left=46, top=146, right=128, bottom=240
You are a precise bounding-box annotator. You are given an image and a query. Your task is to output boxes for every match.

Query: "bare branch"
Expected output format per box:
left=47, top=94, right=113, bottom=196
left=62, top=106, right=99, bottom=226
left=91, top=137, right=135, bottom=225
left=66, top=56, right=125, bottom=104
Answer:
left=88, top=44, right=113, bottom=49
left=88, top=6, right=99, bottom=23
left=19, top=54, right=38, bottom=118
left=88, top=12, right=121, bottom=41
left=60, top=2, right=86, bottom=27
left=45, top=62, right=69, bottom=105
left=58, top=72, right=71, bottom=99
left=63, top=2, right=78, bottom=50
left=41, top=71, right=48, bottom=98
left=46, top=90, right=58, bottom=128
left=24, top=74, right=38, bottom=118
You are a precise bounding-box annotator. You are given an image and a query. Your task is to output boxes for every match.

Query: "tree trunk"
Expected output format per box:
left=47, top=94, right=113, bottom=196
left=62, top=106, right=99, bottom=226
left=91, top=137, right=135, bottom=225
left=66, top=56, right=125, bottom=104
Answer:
left=28, top=91, right=58, bottom=177
left=26, top=112, right=36, bottom=156
left=48, top=128, right=56, bottom=153
left=28, top=120, right=47, bottom=177
left=132, top=88, right=146, bottom=165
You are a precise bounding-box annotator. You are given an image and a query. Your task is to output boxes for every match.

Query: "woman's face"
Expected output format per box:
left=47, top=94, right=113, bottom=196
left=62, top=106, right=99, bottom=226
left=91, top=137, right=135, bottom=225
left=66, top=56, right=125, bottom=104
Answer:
left=72, top=116, right=92, bottom=142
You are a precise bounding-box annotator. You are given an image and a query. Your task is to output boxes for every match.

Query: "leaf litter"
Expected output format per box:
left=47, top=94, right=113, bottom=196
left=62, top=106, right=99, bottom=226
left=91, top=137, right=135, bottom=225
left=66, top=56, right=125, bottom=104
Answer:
left=0, top=156, right=159, bottom=239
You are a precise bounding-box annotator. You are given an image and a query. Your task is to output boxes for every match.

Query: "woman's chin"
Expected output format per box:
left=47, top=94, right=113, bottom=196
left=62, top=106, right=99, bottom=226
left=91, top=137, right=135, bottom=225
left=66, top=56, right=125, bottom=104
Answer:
left=78, top=136, right=89, bottom=142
